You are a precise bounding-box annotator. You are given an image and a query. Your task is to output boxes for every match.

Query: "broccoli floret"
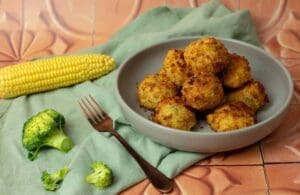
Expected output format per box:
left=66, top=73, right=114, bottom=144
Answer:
left=41, top=166, right=69, bottom=191
left=85, top=161, right=113, bottom=189
left=22, top=109, right=73, bottom=161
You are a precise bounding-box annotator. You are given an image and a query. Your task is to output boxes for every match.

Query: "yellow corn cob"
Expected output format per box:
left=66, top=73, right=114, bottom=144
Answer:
left=0, top=54, right=116, bottom=98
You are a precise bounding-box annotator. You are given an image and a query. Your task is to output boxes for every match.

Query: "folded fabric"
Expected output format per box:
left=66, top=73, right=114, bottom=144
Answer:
left=0, top=0, right=260, bottom=194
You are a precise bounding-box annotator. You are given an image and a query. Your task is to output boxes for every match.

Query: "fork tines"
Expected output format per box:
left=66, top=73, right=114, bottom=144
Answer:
left=78, top=95, right=106, bottom=125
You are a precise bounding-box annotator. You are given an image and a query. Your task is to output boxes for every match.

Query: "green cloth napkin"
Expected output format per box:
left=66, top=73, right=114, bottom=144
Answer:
left=0, top=1, right=260, bottom=194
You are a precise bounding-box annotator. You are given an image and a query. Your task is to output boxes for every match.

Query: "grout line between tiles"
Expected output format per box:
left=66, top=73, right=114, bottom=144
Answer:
left=259, top=141, right=271, bottom=195
left=264, top=161, right=300, bottom=165
left=196, top=161, right=300, bottom=167
left=197, top=164, right=264, bottom=167
left=194, top=162, right=300, bottom=167
left=259, top=140, right=266, bottom=164
left=259, top=137, right=300, bottom=165
left=263, top=165, right=271, bottom=195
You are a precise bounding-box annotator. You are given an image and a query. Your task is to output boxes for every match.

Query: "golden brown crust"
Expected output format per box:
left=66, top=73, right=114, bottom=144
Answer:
left=206, top=101, right=256, bottom=132
left=222, top=53, right=253, bottom=88
left=159, top=49, right=190, bottom=87
left=137, top=74, right=178, bottom=110
left=184, top=37, right=230, bottom=74
left=226, top=81, right=269, bottom=112
left=181, top=72, right=224, bottom=111
left=153, top=96, right=197, bottom=130
left=136, top=37, right=270, bottom=132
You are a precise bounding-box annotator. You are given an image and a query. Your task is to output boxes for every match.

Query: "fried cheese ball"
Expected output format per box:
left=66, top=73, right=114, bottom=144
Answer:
left=159, top=49, right=191, bottom=87
left=181, top=72, right=224, bottom=111
left=153, top=97, right=197, bottom=131
left=207, top=101, right=256, bottom=132
left=184, top=37, right=230, bottom=74
left=137, top=74, right=177, bottom=110
left=227, top=81, right=269, bottom=112
left=222, top=53, right=253, bottom=88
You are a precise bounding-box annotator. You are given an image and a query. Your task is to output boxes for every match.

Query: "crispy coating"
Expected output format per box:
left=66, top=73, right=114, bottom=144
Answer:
left=137, top=74, right=177, bottom=110
left=207, top=101, right=256, bottom=132
left=227, top=81, right=269, bottom=112
left=137, top=37, right=270, bottom=133
left=159, top=49, right=191, bottom=87
left=184, top=37, right=230, bottom=74
left=153, top=96, right=197, bottom=131
left=222, top=53, right=252, bottom=88
left=181, top=72, right=224, bottom=111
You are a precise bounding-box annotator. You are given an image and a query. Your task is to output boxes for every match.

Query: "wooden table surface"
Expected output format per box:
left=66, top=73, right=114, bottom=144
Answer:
left=0, top=0, right=299, bottom=194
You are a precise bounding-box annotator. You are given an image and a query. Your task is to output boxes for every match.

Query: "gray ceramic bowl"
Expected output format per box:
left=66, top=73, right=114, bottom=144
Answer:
left=115, top=37, right=293, bottom=153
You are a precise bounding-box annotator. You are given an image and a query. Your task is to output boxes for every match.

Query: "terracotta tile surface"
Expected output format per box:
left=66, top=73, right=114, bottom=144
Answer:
left=0, top=0, right=23, bottom=62
left=1, top=0, right=300, bottom=194
left=261, top=96, right=300, bottom=163
left=122, top=166, right=268, bottom=195
left=198, top=144, right=263, bottom=165
left=283, top=59, right=300, bottom=92
left=23, top=0, right=94, bottom=60
left=0, top=0, right=22, bottom=31
left=196, top=0, right=239, bottom=10
left=265, top=164, right=300, bottom=195
left=122, top=165, right=268, bottom=195
left=121, top=180, right=151, bottom=195
left=0, top=61, right=15, bottom=68
left=239, top=0, right=286, bottom=38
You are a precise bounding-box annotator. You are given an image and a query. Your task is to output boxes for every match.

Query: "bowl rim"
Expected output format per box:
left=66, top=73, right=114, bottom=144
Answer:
left=115, top=36, right=294, bottom=136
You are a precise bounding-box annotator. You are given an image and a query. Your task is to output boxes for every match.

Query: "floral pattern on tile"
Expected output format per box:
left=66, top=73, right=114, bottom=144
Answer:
left=121, top=166, right=268, bottom=195
left=264, top=11, right=300, bottom=59
left=240, top=0, right=287, bottom=39
left=198, top=144, right=263, bottom=165
left=261, top=96, right=300, bottom=163
left=0, top=0, right=22, bottom=63
left=0, top=0, right=300, bottom=194
left=23, top=0, right=94, bottom=59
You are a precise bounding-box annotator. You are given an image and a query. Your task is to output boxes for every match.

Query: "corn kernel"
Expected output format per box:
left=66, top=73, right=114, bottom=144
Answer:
left=0, top=54, right=116, bottom=98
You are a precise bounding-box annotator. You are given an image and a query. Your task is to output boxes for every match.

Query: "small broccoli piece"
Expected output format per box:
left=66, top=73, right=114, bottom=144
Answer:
left=85, top=161, right=113, bottom=189
left=41, top=166, right=69, bottom=191
left=22, top=109, right=73, bottom=161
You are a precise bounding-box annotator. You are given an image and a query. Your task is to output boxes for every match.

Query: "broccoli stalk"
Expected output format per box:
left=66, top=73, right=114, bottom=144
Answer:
left=86, top=161, right=113, bottom=189
left=22, top=109, right=73, bottom=161
left=41, top=166, right=69, bottom=191
left=28, top=127, right=73, bottom=160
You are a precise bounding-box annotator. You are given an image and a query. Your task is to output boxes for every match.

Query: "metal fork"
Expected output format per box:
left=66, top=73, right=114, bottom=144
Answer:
left=78, top=95, right=174, bottom=193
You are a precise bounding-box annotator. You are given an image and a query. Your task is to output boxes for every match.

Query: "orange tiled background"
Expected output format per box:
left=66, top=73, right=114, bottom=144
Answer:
left=0, top=0, right=300, bottom=194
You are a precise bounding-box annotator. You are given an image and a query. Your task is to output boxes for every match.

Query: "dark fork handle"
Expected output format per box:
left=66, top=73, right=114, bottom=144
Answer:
left=110, top=130, right=174, bottom=193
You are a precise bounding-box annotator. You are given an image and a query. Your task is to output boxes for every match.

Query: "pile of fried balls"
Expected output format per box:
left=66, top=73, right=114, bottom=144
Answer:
left=137, top=37, right=269, bottom=132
